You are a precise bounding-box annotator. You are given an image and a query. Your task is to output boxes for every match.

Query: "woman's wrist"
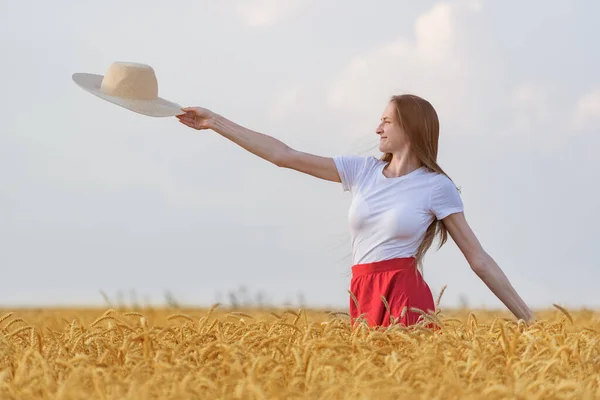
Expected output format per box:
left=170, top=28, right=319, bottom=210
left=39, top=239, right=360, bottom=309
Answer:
left=207, top=112, right=221, bottom=131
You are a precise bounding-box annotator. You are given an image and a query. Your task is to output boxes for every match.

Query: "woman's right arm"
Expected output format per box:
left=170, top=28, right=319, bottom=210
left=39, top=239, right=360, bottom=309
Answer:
left=177, top=107, right=341, bottom=183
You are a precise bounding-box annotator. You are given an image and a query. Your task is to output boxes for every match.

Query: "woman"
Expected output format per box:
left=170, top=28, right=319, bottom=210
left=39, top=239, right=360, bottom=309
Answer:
left=176, top=94, right=534, bottom=328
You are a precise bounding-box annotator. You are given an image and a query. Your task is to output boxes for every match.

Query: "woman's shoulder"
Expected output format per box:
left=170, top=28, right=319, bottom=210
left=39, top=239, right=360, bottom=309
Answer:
left=424, top=170, right=461, bottom=196
left=332, top=154, right=382, bottom=192
left=421, top=168, right=453, bottom=182
left=334, top=154, right=382, bottom=171
left=367, top=155, right=384, bottom=166
left=336, top=154, right=381, bottom=163
left=418, top=168, right=459, bottom=192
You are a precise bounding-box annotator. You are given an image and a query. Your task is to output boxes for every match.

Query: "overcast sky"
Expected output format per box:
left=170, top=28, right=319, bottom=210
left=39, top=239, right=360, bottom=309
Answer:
left=1, top=0, right=599, bottom=311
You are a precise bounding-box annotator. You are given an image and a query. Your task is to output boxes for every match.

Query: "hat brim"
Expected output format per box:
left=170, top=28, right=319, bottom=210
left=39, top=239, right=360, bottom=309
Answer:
left=72, top=73, right=185, bottom=117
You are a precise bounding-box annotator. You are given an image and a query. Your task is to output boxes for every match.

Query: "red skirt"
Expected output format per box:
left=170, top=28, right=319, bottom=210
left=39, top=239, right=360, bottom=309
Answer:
left=349, top=257, right=435, bottom=328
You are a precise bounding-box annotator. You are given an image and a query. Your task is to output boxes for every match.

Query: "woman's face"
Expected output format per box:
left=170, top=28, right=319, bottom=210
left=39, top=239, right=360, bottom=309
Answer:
left=376, top=101, right=408, bottom=154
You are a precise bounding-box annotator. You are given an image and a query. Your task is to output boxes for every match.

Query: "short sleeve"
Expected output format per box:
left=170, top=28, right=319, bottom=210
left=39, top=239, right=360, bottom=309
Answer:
left=430, top=174, right=464, bottom=220
left=332, top=155, right=369, bottom=192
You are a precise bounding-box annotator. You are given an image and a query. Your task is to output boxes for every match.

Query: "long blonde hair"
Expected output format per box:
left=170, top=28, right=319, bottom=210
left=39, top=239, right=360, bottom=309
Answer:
left=380, top=94, right=455, bottom=274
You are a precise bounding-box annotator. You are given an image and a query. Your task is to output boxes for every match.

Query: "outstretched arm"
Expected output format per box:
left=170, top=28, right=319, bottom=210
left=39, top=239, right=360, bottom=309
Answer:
left=177, top=107, right=341, bottom=182
left=442, top=212, right=534, bottom=322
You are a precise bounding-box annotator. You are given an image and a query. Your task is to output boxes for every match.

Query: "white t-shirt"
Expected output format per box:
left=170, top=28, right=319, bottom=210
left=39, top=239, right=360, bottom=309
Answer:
left=333, top=155, right=464, bottom=266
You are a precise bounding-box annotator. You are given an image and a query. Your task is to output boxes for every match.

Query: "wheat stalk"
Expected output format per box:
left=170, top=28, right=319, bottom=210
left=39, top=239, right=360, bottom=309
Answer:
left=0, top=305, right=597, bottom=399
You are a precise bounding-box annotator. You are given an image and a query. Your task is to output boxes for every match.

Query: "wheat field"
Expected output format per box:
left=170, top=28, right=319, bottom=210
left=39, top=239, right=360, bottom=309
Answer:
left=0, top=304, right=598, bottom=400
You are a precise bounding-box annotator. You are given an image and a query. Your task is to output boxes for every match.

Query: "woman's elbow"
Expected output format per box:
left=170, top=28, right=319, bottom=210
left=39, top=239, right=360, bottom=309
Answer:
left=272, top=146, right=292, bottom=168
left=468, top=251, right=491, bottom=275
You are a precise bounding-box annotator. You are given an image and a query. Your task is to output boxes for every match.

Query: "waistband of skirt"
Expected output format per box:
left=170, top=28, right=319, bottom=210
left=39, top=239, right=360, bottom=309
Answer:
left=351, top=257, right=417, bottom=277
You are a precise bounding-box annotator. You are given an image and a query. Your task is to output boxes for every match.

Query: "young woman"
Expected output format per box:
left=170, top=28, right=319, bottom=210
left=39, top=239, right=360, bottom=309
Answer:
left=176, top=94, right=534, bottom=327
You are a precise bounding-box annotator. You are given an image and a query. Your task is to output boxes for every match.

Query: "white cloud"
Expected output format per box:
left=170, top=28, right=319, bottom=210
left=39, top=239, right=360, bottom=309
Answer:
left=496, top=82, right=583, bottom=151
left=326, top=1, right=477, bottom=132
left=571, top=88, right=600, bottom=131
left=465, top=0, right=483, bottom=12
left=508, top=83, right=553, bottom=138
left=505, top=83, right=599, bottom=149
left=267, top=85, right=305, bottom=121
left=513, top=83, right=544, bottom=105
left=324, top=1, right=580, bottom=151
left=414, top=3, right=456, bottom=63
left=229, top=0, right=310, bottom=28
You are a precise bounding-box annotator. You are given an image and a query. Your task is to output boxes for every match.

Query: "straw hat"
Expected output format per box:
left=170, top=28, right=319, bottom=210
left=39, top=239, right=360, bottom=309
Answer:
left=72, top=62, right=184, bottom=117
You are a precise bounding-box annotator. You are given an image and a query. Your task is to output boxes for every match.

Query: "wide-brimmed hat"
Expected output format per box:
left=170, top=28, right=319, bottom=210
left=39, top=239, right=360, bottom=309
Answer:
left=72, top=62, right=184, bottom=117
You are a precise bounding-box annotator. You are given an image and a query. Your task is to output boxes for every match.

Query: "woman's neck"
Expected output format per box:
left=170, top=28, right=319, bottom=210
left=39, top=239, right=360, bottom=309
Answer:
left=383, top=152, right=422, bottom=178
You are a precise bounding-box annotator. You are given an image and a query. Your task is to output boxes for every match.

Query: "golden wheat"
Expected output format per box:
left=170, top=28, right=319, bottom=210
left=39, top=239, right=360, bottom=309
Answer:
left=0, top=306, right=598, bottom=399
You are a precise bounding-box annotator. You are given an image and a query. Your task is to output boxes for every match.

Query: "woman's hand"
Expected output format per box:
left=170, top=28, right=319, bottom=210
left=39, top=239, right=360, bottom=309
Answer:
left=176, top=107, right=216, bottom=130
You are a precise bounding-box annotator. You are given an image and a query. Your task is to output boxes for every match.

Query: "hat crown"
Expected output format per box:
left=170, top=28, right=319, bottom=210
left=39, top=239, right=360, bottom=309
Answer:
left=100, top=62, right=158, bottom=100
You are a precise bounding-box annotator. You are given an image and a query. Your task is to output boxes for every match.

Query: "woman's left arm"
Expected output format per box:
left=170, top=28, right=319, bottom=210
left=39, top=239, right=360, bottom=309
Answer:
left=442, top=212, right=534, bottom=323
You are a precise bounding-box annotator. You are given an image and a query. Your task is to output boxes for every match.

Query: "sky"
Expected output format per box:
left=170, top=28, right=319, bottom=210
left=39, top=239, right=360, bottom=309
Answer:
left=1, top=0, right=599, bottom=311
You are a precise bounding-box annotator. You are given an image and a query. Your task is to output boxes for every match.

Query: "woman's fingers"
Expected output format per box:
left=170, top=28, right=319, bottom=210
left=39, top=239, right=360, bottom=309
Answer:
left=178, top=116, right=195, bottom=124
left=181, top=107, right=201, bottom=116
left=178, top=119, right=194, bottom=127
left=176, top=107, right=209, bottom=129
